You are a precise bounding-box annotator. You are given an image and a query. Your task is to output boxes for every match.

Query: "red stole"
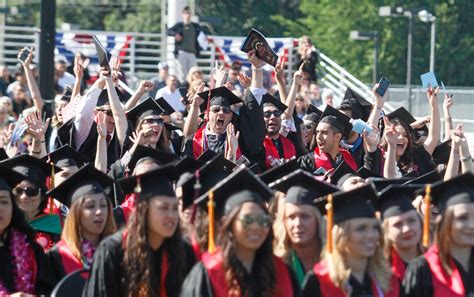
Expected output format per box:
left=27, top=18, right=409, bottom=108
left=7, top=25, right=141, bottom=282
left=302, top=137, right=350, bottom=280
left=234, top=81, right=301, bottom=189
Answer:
left=192, top=126, right=242, bottom=159
left=120, top=193, right=136, bottom=223
left=201, top=252, right=293, bottom=297
left=313, top=260, right=398, bottom=297
left=263, top=135, right=296, bottom=168
left=121, top=231, right=168, bottom=297
left=190, top=233, right=203, bottom=261
left=424, top=245, right=465, bottom=297
left=56, top=240, right=85, bottom=276
left=313, top=147, right=357, bottom=172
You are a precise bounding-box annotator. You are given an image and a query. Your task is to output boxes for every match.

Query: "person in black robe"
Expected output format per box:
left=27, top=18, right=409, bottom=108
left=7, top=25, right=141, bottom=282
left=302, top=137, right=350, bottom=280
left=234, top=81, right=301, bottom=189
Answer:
left=0, top=166, right=54, bottom=295
left=180, top=167, right=299, bottom=297
left=83, top=165, right=196, bottom=297
left=402, top=173, right=474, bottom=297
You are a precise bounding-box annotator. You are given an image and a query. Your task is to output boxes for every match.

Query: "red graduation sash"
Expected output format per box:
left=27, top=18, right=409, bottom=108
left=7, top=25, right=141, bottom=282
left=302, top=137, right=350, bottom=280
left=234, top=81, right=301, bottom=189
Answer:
left=263, top=135, right=296, bottom=169
left=192, top=126, right=242, bottom=159
left=313, top=147, right=357, bottom=172
left=56, top=240, right=84, bottom=275
left=424, top=245, right=465, bottom=297
left=201, top=251, right=293, bottom=297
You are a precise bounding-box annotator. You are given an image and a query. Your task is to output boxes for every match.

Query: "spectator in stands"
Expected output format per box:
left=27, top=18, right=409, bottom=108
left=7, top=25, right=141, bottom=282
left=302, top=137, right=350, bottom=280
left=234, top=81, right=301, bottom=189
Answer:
left=167, top=6, right=203, bottom=82
left=308, top=83, right=322, bottom=107
left=155, top=74, right=185, bottom=113
left=0, top=65, right=13, bottom=96
left=149, top=62, right=169, bottom=98
left=55, top=59, right=75, bottom=92
left=227, top=63, right=244, bottom=93
left=11, top=84, right=32, bottom=118
left=6, top=67, right=28, bottom=98
left=319, top=88, right=334, bottom=110
left=0, top=96, right=14, bottom=122
left=294, top=94, right=307, bottom=119
left=296, top=35, right=318, bottom=83
left=184, top=66, right=204, bottom=90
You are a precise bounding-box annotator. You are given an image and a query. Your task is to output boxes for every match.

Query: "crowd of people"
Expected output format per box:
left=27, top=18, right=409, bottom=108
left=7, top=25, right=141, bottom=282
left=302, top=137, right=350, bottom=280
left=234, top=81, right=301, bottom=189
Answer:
left=0, top=10, right=473, bottom=297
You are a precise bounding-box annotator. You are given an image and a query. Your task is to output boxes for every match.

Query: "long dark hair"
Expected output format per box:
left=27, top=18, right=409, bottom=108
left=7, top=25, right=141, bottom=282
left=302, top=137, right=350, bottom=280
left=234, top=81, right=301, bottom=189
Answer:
left=382, top=119, right=417, bottom=174
left=218, top=203, right=276, bottom=297
left=136, top=119, right=171, bottom=152
left=121, top=198, right=186, bottom=297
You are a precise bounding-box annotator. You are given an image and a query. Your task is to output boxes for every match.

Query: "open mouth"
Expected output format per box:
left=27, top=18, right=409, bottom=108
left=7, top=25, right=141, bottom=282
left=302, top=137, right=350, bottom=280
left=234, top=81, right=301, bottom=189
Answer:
left=216, top=119, right=225, bottom=128
left=93, top=218, right=104, bottom=224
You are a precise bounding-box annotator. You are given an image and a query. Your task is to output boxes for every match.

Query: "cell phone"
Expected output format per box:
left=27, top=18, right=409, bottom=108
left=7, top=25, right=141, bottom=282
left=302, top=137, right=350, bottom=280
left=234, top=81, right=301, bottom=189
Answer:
left=18, top=47, right=31, bottom=64
left=178, top=87, right=190, bottom=105
left=376, top=77, right=390, bottom=97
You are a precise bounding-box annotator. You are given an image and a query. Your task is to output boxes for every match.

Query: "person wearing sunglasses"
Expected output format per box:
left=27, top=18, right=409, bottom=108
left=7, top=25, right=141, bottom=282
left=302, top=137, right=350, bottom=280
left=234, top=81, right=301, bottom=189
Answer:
left=1, top=154, right=62, bottom=252
left=0, top=166, right=54, bottom=295
left=181, top=168, right=299, bottom=297
left=261, top=93, right=296, bottom=169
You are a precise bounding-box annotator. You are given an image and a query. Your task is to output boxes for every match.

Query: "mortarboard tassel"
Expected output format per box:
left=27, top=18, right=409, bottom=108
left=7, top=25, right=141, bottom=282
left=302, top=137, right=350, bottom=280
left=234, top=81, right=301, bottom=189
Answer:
left=208, top=190, right=216, bottom=253
left=134, top=176, right=142, bottom=207
left=190, top=170, right=201, bottom=224
left=423, top=185, right=431, bottom=248
left=48, top=157, right=55, bottom=214
left=326, top=194, right=334, bottom=253
left=204, top=88, right=212, bottom=124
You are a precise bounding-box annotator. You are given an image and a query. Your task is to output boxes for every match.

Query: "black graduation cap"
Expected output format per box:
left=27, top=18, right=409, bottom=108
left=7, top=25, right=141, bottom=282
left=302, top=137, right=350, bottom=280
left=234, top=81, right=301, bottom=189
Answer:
left=126, top=97, right=165, bottom=128
left=196, top=166, right=274, bottom=217
left=416, top=172, right=474, bottom=213
left=42, top=145, right=88, bottom=168
left=240, top=28, right=278, bottom=67
left=339, top=88, right=372, bottom=121
left=97, top=86, right=129, bottom=107
left=367, top=177, right=411, bottom=192
left=197, top=86, right=243, bottom=113
left=303, top=113, right=321, bottom=127
left=156, top=97, right=176, bottom=115
left=375, top=184, right=421, bottom=219
left=196, top=149, right=218, bottom=163
left=127, top=145, right=177, bottom=173
left=386, top=107, right=428, bottom=139
left=119, top=163, right=178, bottom=202
left=179, top=152, right=236, bottom=208
left=0, top=165, right=28, bottom=191
left=258, top=158, right=300, bottom=184
left=307, top=104, right=323, bottom=117
left=262, top=93, right=287, bottom=112
left=328, top=161, right=356, bottom=186
left=0, top=147, right=8, bottom=161
left=270, top=169, right=338, bottom=205
left=92, top=35, right=112, bottom=69
left=174, top=156, right=204, bottom=177
left=0, top=154, right=61, bottom=189
left=47, top=165, right=114, bottom=208
left=314, top=184, right=377, bottom=224
left=319, top=105, right=353, bottom=138
left=356, top=166, right=381, bottom=179
left=402, top=170, right=441, bottom=186
left=432, top=140, right=452, bottom=166
left=248, top=163, right=263, bottom=174
left=164, top=122, right=182, bottom=132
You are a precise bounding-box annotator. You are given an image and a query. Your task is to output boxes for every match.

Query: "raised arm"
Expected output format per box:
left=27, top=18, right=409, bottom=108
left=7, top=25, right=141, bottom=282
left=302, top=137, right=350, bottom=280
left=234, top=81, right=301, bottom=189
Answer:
left=383, top=117, right=398, bottom=179
left=25, top=110, right=49, bottom=157
left=423, top=86, right=441, bottom=155
left=18, top=48, right=43, bottom=112
left=442, top=94, right=454, bottom=142
left=71, top=55, right=84, bottom=100
left=284, top=63, right=304, bottom=119
left=182, top=83, right=204, bottom=138
left=124, top=80, right=154, bottom=111
left=95, top=111, right=108, bottom=173
left=274, top=58, right=288, bottom=103
left=106, top=58, right=128, bottom=148
left=367, top=84, right=386, bottom=129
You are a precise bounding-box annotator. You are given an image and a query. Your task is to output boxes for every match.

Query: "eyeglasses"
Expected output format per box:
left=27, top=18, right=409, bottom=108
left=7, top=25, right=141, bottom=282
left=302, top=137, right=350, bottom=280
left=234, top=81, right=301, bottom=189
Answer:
left=239, top=214, right=272, bottom=229
left=263, top=110, right=283, bottom=118
left=13, top=186, right=40, bottom=197
left=210, top=106, right=232, bottom=114
left=97, top=109, right=113, bottom=117
left=142, top=118, right=164, bottom=125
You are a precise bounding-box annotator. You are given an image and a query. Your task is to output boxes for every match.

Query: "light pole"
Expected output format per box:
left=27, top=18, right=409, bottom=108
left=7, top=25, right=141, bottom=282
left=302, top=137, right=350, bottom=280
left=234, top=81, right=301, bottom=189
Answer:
left=349, top=30, right=379, bottom=84
left=418, top=10, right=436, bottom=72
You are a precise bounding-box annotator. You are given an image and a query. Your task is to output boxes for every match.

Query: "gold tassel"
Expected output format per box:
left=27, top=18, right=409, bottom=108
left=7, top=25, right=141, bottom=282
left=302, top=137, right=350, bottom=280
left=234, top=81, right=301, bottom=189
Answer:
left=48, top=159, right=55, bottom=214
left=423, top=185, right=431, bottom=248
left=326, top=194, right=334, bottom=253
left=208, top=191, right=216, bottom=253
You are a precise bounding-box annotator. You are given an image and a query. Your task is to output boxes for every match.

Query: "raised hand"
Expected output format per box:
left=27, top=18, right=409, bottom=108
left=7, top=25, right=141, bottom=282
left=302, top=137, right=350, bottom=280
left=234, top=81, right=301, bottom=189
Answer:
left=293, top=62, right=305, bottom=86
left=274, top=57, right=286, bottom=82
left=214, top=64, right=228, bottom=88
left=226, top=123, right=240, bottom=159
left=362, top=127, right=380, bottom=153
left=237, top=73, right=251, bottom=89
left=443, top=94, right=454, bottom=111
left=426, top=85, right=439, bottom=106
left=189, top=83, right=205, bottom=107
left=73, top=55, right=84, bottom=79
left=96, top=111, right=108, bottom=139
left=138, top=80, right=154, bottom=93
left=383, top=117, right=398, bottom=147
left=129, top=130, right=149, bottom=146
left=110, top=56, right=122, bottom=84
left=18, top=47, right=33, bottom=67
left=247, top=49, right=263, bottom=68
left=25, top=111, right=50, bottom=140
left=372, top=83, right=387, bottom=109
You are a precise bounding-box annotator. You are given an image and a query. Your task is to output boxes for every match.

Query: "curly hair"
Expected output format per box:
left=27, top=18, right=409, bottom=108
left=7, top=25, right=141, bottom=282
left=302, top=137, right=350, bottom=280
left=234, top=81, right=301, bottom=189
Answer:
left=121, top=198, right=186, bottom=297
left=218, top=203, right=276, bottom=297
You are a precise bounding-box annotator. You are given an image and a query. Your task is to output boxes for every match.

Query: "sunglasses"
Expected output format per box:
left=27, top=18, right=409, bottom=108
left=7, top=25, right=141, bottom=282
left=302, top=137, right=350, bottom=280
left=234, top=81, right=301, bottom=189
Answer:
left=97, top=109, right=113, bottom=117
left=263, top=110, right=283, bottom=118
left=13, top=186, right=40, bottom=197
left=210, top=106, right=232, bottom=114
left=239, top=214, right=272, bottom=229
left=142, top=118, right=164, bottom=125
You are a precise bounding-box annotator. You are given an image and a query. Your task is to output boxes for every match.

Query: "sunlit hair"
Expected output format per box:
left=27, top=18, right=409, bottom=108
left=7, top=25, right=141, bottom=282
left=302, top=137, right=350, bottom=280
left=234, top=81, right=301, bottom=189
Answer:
left=122, top=197, right=186, bottom=297
left=382, top=212, right=424, bottom=259
left=186, top=66, right=203, bottom=86
left=434, top=205, right=456, bottom=274
left=61, top=194, right=116, bottom=261
left=218, top=202, right=276, bottom=297
left=322, top=220, right=392, bottom=293
left=273, top=201, right=325, bottom=262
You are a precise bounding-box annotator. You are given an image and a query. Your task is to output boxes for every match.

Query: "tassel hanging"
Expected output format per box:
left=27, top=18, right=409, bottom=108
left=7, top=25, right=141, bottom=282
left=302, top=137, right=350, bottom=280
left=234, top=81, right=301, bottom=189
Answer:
left=423, top=185, right=431, bottom=248
left=208, top=191, right=216, bottom=253
left=48, top=157, right=55, bottom=214
left=190, top=170, right=201, bottom=224
left=326, top=194, right=334, bottom=253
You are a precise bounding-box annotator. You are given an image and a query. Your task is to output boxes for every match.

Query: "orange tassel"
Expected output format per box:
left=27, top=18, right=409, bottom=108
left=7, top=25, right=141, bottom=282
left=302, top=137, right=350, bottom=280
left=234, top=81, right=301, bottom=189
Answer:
left=423, top=185, right=431, bottom=248
left=326, top=194, right=334, bottom=253
left=48, top=159, right=55, bottom=214
left=208, top=191, right=216, bottom=253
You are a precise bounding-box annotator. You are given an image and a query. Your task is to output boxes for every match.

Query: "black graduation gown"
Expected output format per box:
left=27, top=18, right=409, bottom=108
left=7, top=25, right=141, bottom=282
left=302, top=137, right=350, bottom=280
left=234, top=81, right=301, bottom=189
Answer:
left=0, top=229, right=54, bottom=295
left=83, top=231, right=196, bottom=297
left=47, top=243, right=81, bottom=287
left=180, top=261, right=300, bottom=297
left=302, top=270, right=376, bottom=297
left=401, top=251, right=474, bottom=297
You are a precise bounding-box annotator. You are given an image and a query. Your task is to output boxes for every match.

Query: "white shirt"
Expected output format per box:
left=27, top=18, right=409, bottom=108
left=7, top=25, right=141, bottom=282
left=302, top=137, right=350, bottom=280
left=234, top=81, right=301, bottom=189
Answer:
left=155, top=86, right=185, bottom=112
left=57, top=72, right=76, bottom=89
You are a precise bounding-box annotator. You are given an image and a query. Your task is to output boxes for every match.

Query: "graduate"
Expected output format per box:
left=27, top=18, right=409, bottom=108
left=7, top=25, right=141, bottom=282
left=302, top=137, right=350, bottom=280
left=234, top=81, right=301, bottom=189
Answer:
left=0, top=166, right=53, bottom=295
left=180, top=167, right=299, bottom=297
left=1, top=154, right=62, bottom=251
left=402, top=173, right=474, bottom=297
left=46, top=165, right=117, bottom=286
left=302, top=185, right=398, bottom=297
left=271, top=169, right=338, bottom=287
left=83, top=164, right=196, bottom=297
left=375, top=185, right=424, bottom=292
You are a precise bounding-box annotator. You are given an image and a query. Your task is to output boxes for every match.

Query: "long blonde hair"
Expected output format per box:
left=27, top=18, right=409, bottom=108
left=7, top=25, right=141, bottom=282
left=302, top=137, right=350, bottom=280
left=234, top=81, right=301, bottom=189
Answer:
left=382, top=212, right=424, bottom=259
left=433, top=206, right=456, bottom=274
left=61, top=195, right=116, bottom=260
left=323, top=220, right=392, bottom=293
